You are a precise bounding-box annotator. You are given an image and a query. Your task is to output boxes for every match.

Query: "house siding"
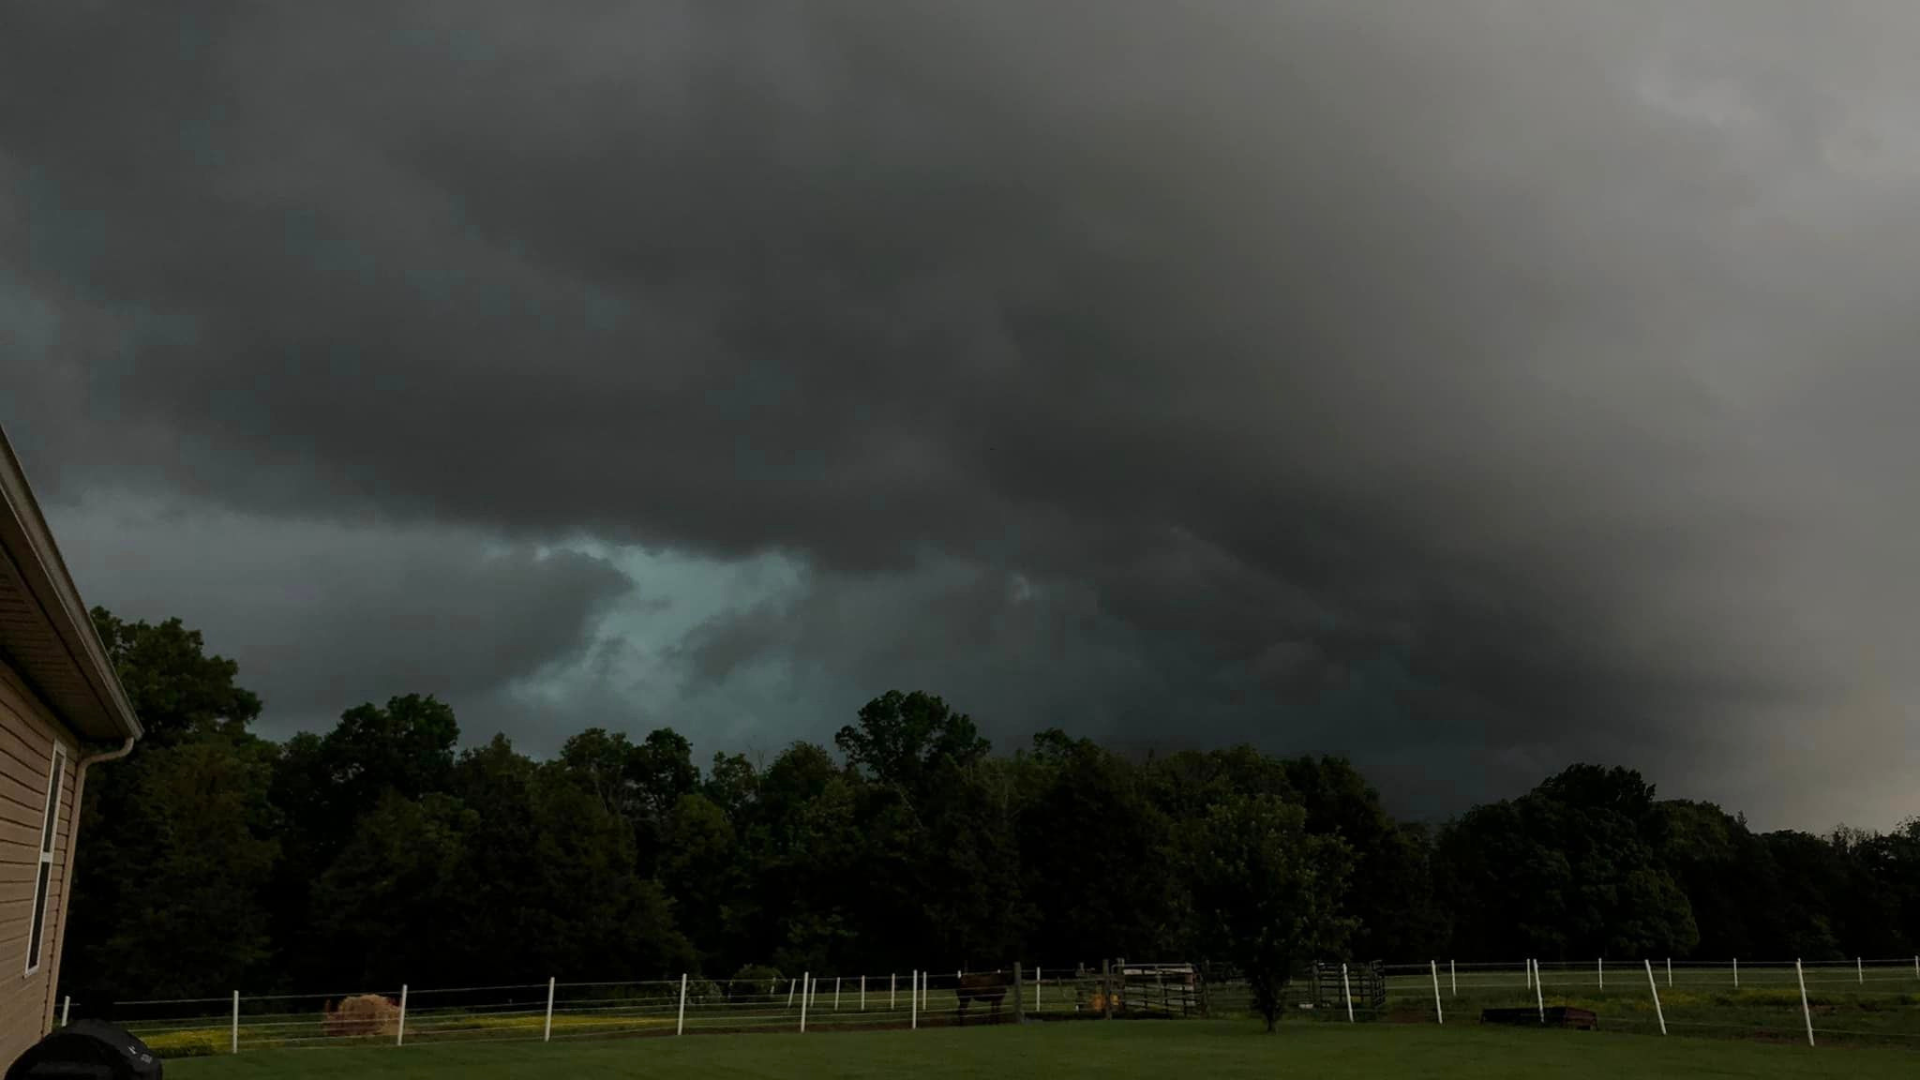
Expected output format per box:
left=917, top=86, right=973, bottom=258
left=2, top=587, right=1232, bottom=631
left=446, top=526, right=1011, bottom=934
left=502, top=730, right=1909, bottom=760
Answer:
left=0, top=661, right=78, bottom=1064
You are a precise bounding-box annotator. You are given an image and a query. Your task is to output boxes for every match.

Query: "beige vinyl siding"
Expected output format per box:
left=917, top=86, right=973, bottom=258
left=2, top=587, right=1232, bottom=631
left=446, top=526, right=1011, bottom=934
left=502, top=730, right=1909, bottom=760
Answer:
left=0, top=662, right=79, bottom=1064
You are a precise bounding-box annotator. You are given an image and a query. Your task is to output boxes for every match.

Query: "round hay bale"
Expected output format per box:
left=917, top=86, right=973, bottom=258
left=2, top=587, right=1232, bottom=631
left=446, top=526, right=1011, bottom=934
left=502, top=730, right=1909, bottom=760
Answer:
left=323, top=993, right=400, bottom=1038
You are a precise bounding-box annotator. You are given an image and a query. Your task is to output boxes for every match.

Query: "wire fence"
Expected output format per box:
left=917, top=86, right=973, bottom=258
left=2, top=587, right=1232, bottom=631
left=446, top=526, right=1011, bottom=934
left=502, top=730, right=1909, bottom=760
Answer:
left=1346, top=957, right=1920, bottom=1049
left=60, top=956, right=1920, bottom=1058
left=58, top=968, right=1119, bottom=1058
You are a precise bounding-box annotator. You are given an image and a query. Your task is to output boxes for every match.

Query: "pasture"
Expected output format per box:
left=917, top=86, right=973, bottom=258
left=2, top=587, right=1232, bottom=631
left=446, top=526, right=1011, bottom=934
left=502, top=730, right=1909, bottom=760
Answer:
left=93, top=974, right=1049, bottom=1058
left=1378, top=960, right=1920, bottom=1045
left=163, top=1019, right=1918, bottom=1079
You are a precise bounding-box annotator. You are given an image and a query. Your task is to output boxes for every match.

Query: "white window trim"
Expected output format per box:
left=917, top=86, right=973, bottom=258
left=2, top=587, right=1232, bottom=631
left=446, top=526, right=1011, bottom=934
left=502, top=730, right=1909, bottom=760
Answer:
left=24, top=744, right=66, bottom=977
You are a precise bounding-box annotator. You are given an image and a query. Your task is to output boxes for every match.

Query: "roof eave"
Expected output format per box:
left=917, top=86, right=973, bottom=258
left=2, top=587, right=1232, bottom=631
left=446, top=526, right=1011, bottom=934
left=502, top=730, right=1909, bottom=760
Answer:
left=0, top=428, right=143, bottom=745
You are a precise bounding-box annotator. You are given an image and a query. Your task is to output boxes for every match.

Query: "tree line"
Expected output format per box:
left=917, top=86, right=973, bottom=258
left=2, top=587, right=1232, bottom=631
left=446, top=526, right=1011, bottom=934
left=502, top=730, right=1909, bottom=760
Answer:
left=61, top=611, right=1920, bottom=1017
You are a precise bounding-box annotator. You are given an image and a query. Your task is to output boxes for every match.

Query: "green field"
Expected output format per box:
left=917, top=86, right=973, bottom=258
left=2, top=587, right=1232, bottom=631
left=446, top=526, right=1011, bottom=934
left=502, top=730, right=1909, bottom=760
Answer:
left=164, top=1019, right=1916, bottom=1079
left=1378, top=965, right=1920, bottom=1044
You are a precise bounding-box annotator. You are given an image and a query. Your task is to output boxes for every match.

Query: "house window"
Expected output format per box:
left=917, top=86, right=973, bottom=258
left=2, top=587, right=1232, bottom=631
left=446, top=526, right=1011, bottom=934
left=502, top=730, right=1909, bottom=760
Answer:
left=25, top=747, right=64, bottom=976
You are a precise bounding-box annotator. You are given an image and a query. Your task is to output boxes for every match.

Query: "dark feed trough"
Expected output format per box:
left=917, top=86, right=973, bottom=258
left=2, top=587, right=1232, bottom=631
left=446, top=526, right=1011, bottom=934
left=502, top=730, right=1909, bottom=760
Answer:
left=1481, top=1007, right=1598, bottom=1030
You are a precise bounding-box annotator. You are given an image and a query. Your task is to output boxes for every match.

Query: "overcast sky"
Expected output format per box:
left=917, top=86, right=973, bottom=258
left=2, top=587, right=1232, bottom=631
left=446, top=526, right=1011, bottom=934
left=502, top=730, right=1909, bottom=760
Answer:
left=5, top=1, right=1916, bottom=829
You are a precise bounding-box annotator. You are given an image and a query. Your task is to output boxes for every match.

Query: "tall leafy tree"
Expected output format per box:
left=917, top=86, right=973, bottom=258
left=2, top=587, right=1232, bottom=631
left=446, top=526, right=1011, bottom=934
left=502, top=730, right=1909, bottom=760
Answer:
left=307, top=791, right=481, bottom=988
left=703, top=751, right=760, bottom=824
left=54, top=634, right=1920, bottom=1005
left=67, top=732, right=280, bottom=999
left=1436, top=764, right=1698, bottom=960
left=1180, top=793, right=1354, bottom=1031
left=1283, top=756, right=1441, bottom=958
left=89, top=609, right=262, bottom=744
left=836, top=690, right=988, bottom=807
left=321, top=694, right=461, bottom=807
left=660, top=792, right=749, bottom=972
left=65, top=610, right=277, bottom=1003
left=1016, top=731, right=1177, bottom=964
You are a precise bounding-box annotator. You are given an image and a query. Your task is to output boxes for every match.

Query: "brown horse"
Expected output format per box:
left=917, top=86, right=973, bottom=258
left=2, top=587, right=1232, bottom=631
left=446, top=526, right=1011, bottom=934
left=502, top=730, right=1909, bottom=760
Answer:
left=955, top=971, right=1012, bottom=1025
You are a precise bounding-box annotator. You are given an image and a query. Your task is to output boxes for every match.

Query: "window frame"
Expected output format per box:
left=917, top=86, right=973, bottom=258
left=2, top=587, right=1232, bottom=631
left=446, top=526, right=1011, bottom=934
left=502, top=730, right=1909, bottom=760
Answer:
left=24, top=744, right=66, bottom=977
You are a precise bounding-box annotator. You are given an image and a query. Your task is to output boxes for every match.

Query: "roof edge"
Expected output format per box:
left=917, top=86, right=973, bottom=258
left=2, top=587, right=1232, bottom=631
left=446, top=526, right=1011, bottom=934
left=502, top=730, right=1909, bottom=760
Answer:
left=0, top=428, right=143, bottom=743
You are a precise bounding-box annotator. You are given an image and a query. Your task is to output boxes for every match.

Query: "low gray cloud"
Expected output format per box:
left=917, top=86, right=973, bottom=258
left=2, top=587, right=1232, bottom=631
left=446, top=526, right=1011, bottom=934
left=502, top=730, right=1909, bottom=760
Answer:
left=44, top=494, right=634, bottom=740
left=5, top=1, right=1918, bottom=826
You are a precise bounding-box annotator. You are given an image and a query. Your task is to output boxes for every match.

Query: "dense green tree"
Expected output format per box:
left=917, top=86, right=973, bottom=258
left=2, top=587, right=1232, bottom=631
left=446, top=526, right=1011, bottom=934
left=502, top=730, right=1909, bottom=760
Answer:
left=632, top=728, right=700, bottom=819
left=321, top=694, right=461, bottom=806
left=1756, top=830, right=1850, bottom=960
left=704, top=751, right=760, bottom=824
left=1015, top=732, right=1177, bottom=965
left=1283, top=756, right=1442, bottom=959
left=1437, top=765, right=1698, bottom=961
left=63, top=731, right=280, bottom=1000
left=661, top=792, right=749, bottom=971
left=1657, top=800, right=1773, bottom=958
left=307, top=790, right=481, bottom=987
left=919, top=759, right=1031, bottom=970
left=89, top=608, right=262, bottom=745
left=64, top=612, right=276, bottom=1003
left=520, top=763, right=694, bottom=980
left=836, top=690, right=988, bottom=807
left=558, top=727, right=644, bottom=820
left=761, top=764, right=864, bottom=975
left=1873, top=819, right=1920, bottom=955
left=555, top=725, right=700, bottom=876
left=60, top=611, right=1920, bottom=1003
left=1179, top=793, right=1354, bottom=1031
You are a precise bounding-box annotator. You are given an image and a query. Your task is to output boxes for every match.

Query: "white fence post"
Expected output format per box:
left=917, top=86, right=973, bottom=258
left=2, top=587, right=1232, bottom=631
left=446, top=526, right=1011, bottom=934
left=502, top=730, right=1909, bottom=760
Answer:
left=677, top=973, right=688, bottom=1036
left=1796, top=959, right=1815, bottom=1047
left=835, top=976, right=841, bottom=1011
left=1449, top=959, right=1455, bottom=997
left=910, top=970, right=918, bottom=1030
left=1597, top=958, right=1603, bottom=990
left=1857, top=957, right=1863, bottom=985
left=861, top=975, right=866, bottom=1012
left=1733, top=957, right=1739, bottom=988
left=1430, top=961, right=1443, bottom=1025
left=892, top=973, right=897, bottom=1011
left=231, top=991, right=239, bottom=1054
left=800, top=972, right=810, bottom=1033
left=396, top=985, right=408, bottom=1047
left=1643, top=960, right=1666, bottom=1035
left=787, top=978, right=796, bottom=1008
left=1037, top=966, right=1043, bottom=1011
left=1666, top=957, right=1672, bottom=987
left=1524, top=958, right=1532, bottom=990
left=1534, top=960, right=1545, bottom=1023
left=1341, top=963, right=1354, bottom=1022
left=60, top=995, right=70, bottom=1028
left=544, top=977, right=555, bottom=1042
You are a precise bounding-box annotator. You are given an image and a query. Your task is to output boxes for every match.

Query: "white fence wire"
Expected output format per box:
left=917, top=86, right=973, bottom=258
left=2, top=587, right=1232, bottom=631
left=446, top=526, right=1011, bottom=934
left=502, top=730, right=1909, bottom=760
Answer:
left=59, top=956, right=1920, bottom=1058
left=1365, top=956, right=1920, bottom=1048
left=61, top=968, right=1117, bottom=1058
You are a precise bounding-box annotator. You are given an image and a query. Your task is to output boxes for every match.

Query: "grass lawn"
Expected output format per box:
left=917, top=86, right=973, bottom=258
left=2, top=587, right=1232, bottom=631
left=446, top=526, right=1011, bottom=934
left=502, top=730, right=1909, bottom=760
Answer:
left=1381, top=971, right=1920, bottom=1043
left=166, top=1018, right=1916, bottom=1079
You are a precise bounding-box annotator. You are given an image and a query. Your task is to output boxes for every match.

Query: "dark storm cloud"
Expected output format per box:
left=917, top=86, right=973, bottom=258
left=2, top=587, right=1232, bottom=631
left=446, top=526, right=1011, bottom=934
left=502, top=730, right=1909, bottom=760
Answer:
left=43, top=494, right=635, bottom=741
left=5, top=1, right=1918, bottom=825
